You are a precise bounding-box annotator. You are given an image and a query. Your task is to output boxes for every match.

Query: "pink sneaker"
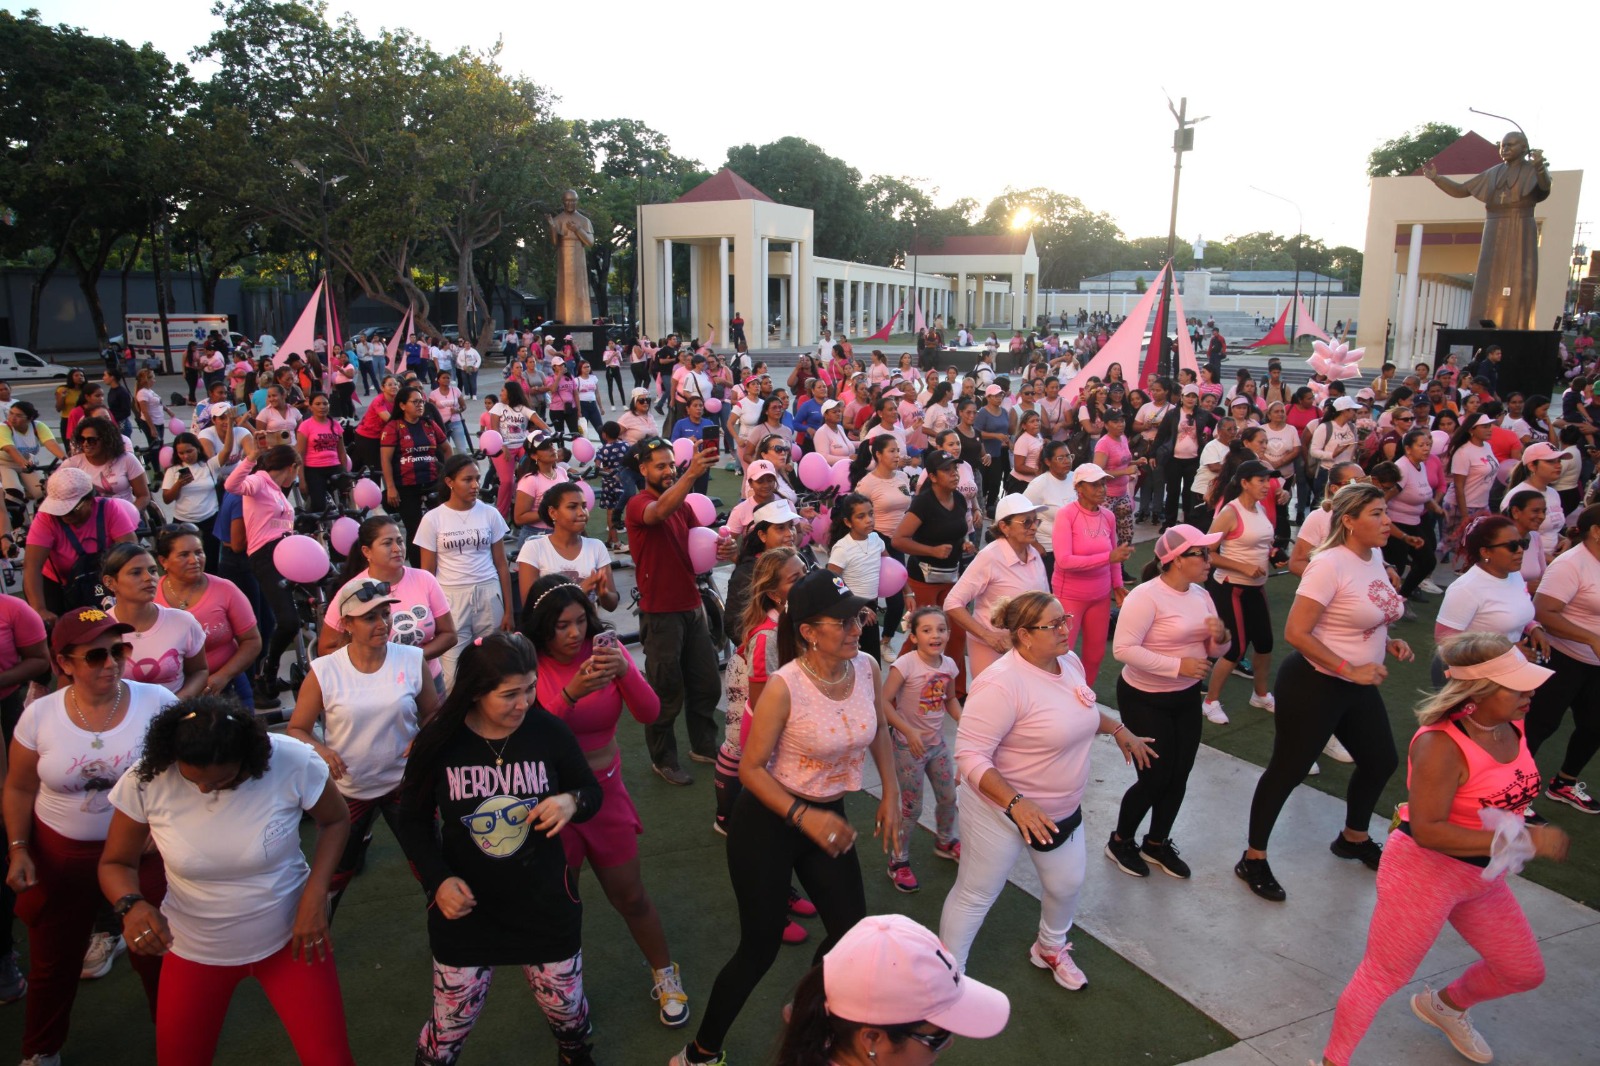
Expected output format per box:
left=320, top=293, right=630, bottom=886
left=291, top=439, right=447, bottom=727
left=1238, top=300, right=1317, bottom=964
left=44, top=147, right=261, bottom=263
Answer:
left=787, top=888, right=817, bottom=917
left=888, top=862, right=920, bottom=893
left=933, top=839, right=961, bottom=862
left=1029, top=940, right=1087, bottom=990
left=781, top=920, right=808, bottom=945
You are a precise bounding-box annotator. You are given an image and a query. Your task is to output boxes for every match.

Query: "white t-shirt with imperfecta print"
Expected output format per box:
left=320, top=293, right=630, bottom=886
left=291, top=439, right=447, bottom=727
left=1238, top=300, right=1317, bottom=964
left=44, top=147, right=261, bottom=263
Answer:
left=121, top=607, right=207, bottom=693
left=1295, top=545, right=1405, bottom=674
left=413, top=501, right=508, bottom=587
left=15, top=680, right=177, bottom=840
left=111, top=733, right=330, bottom=966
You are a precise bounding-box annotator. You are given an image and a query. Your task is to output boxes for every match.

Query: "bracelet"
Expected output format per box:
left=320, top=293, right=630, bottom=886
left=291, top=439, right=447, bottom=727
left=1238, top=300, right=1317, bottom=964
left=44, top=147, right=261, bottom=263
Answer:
left=1335, top=659, right=1350, bottom=677
left=7, top=839, right=26, bottom=851
left=560, top=686, right=578, bottom=707
left=1111, top=723, right=1128, bottom=741
left=1004, top=793, right=1025, bottom=818
left=785, top=799, right=805, bottom=826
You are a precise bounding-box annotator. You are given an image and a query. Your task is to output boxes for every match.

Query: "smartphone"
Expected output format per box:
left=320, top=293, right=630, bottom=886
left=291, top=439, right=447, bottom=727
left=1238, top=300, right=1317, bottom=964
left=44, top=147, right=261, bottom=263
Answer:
left=593, top=629, right=620, bottom=652
left=233, top=403, right=249, bottom=418
left=699, top=425, right=719, bottom=456
left=177, top=467, right=194, bottom=483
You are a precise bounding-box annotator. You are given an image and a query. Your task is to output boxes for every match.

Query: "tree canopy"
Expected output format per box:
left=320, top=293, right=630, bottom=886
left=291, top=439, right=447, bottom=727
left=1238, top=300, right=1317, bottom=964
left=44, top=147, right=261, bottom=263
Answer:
left=1367, top=122, right=1463, bottom=178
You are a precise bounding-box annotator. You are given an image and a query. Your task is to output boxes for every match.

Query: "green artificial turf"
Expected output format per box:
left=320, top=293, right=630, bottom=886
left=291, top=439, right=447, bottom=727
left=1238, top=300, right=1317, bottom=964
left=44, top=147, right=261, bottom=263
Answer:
left=1090, top=541, right=1599, bottom=910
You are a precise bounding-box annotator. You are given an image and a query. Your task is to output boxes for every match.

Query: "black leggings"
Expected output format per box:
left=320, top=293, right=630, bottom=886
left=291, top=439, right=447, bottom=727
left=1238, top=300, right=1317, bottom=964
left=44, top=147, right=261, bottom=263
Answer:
left=1524, top=648, right=1600, bottom=780
left=1247, top=652, right=1398, bottom=851
left=1207, top=578, right=1274, bottom=661
left=249, top=542, right=301, bottom=682
left=980, top=452, right=1006, bottom=517
left=604, top=366, right=625, bottom=405
left=1114, top=678, right=1202, bottom=841
left=1163, top=456, right=1199, bottom=526
left=694, top=791, right=865, bottom=1054
left=302, top=465, right=336, bottom=515
left=393, top=484, right=429, bottom=568
left=1384, top=519, right=1437, bottom=598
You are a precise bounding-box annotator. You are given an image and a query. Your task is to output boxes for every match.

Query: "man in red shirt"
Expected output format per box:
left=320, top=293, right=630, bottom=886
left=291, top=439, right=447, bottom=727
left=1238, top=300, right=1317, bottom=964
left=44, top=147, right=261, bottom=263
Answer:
left=625, top=438, right=732, bottom=784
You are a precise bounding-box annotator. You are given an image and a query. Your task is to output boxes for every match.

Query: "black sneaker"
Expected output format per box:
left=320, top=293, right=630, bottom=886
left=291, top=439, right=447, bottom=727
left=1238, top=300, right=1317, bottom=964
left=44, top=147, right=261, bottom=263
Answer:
left=1103, top=833, right=1149, bottom=877
left=1233, top=658, right=1254, bottom=680
left=1330, top=834, right=1384, bottom=870
left=1235, top=851, right=1286, bottom=901
left=653, top=763, right=694, bottom=786
left=1140, top=837, right=1192, bottom=879
left=1523, top=807, right=1549, bottom=827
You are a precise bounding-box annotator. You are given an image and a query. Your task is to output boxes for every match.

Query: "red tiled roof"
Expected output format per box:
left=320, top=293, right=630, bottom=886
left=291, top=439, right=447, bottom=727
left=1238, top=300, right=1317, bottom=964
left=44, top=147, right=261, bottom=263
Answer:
left=909, top=233, right=1032, bottom=256
left=1413, top=131, right=1503, bottom=177
left=674, top=169, right=775, bottom=204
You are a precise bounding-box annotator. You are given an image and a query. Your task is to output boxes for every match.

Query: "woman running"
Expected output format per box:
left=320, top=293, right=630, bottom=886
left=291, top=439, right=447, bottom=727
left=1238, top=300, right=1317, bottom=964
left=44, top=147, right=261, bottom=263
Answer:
left=1199, top=460, right=1279, bottom=725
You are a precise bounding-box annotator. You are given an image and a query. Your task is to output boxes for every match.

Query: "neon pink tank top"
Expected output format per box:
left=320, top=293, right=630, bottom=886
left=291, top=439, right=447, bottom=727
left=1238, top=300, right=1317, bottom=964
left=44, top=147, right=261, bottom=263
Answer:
left=768, top=653, right=877, bottom=798
left=1402, top=720, right=1541, bottom=831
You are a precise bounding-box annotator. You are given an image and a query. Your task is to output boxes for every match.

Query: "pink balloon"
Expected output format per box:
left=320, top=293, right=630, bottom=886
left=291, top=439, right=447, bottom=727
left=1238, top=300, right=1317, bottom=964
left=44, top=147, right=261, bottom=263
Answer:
left=158, top=446, right=174, bottom=470
left=704, top=396, right=722, bottom=414
left=273, top=534, right=330, bottom=585
left=687, top=526, right=719, bottom=573
left=832, top=457, right=853, bottom=492
left=798, top=451, right=834, bottom=492
left=167, top=418, right=186, bottom=436
left=810, top=509, right=831, bottom=548
left=577, top=480, right=595, bottom=510
left=673, top=438, right=695, bottom=466
left=685, top=492, right=717, bottom=526
left=330, top=516, right=360, bottom=556
left=352, top=477, right=382, bottom=510
left=570, top=437, right=595, bottom=463
left=878, top=555, right=908, bottom=598
left=479, top=429, right=504, bottom=456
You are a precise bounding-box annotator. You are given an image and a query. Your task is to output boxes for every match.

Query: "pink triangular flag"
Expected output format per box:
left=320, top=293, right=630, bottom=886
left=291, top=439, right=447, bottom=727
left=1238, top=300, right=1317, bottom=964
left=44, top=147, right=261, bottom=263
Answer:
left=1292, top=296, right=1331, bottom=342
left=1060, top=265, right=1168, bottom=405
left=914, top=299, right=926, bottom=334
left=1169, top=287, right=1201, bottom=381
left=386, top=307, right=412, bottom=372
left=275, top=277, right=325, bottom=368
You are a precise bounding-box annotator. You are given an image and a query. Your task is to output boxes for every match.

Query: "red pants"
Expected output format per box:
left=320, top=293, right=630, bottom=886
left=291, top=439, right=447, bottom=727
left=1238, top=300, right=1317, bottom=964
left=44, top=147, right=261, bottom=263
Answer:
left=156, top=941, right=355, bottom=1065
left=15, top=819, right=166, bottom=1057
left=908, top=578, right=967, bottom=698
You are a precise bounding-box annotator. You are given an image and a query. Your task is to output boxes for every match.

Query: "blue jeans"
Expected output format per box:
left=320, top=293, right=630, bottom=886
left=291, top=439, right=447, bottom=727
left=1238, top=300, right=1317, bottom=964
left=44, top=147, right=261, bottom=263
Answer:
left=444, top=420, right=469, bottom=452
left=359, top=358, right=383, bottom=393
left=458, top=369, right=478, bottom=398
left=580, top=400, right=604, bottom=437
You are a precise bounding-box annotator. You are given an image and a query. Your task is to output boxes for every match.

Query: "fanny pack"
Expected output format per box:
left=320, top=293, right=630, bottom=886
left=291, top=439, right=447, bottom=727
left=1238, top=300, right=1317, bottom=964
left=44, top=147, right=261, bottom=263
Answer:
left=1025, top=807, right=1082, bottom=852
left=921, top=563, right=960, bottom=584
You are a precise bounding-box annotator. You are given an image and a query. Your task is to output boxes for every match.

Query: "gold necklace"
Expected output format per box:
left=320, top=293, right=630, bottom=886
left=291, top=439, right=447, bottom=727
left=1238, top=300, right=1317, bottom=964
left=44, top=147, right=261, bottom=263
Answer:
left=69, top=683, right=123, bottom=750
left=162, top=575, right=203, bottom=611
left=480, top=732, right=512, bottom=767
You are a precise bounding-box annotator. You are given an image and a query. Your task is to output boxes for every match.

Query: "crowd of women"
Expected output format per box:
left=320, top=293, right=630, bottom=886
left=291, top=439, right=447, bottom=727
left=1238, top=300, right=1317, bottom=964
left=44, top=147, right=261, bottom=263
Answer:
left=0, top=327, right=1596, bottom=1066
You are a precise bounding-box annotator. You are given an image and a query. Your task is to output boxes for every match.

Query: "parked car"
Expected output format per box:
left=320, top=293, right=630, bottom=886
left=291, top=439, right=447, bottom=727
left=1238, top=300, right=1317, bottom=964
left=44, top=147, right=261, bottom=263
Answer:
left=0, top=346, right=72, bottom=380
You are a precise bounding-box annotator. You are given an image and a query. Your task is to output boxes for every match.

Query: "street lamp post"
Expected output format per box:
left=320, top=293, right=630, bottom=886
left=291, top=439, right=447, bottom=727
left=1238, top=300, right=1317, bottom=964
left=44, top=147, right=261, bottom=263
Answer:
left=1157, top=96, right=1207, bottom=380
left=1250, top=185, right=1303, bottom=349
left=291, top=159, right=347, bottom=315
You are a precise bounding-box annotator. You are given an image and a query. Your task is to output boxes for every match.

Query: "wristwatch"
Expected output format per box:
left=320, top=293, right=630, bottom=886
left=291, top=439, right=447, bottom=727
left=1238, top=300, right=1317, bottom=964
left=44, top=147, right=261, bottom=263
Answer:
left=112, top=893, right=146, bottom=918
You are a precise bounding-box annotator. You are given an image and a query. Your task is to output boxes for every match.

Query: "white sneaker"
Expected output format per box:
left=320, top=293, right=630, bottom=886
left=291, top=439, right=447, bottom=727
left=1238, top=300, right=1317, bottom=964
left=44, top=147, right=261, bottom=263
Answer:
left=1418, top=578, right=1445, bottom=595
left=80, top=932, right=123, bottom=980
left=1202, top=700, right=1230, bottom=725
left=1322, top=736, right=1354, bottom=763
left=21, top=1054, right=62, bottom=1066
left=1249, top=692, right=1277, bottom=713
left=1028, top=939, right=1087, bottom=990
left=651, top=962, right=691, bottom=1028
left=1411, top=985, right=1493, bottom=1063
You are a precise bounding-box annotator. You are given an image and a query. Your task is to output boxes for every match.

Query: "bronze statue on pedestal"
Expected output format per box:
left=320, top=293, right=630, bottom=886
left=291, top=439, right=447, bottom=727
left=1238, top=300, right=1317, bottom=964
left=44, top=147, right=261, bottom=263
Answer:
left=547, top=189, right=594, bottom=325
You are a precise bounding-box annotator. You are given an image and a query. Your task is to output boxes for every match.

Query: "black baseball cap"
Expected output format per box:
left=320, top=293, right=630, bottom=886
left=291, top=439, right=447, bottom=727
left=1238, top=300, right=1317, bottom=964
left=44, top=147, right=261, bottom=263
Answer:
left=785, top=569, right=873, bottom=623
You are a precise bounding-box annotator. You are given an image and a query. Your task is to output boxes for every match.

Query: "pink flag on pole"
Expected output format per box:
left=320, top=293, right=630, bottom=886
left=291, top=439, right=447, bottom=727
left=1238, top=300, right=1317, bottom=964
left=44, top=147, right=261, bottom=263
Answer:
left=867, top=306, right=903, bottom=342
left=1169, top=286, right=1201, bottom=381
left=275, top=277, right=325, bottom=368
left=914, top=300, right=926, bottom=334
left=386, top=307, right=413, bottom=373
left=1060, top=265, right=1168, bottom=405
left=1292, top=296, right=1331, bottom=342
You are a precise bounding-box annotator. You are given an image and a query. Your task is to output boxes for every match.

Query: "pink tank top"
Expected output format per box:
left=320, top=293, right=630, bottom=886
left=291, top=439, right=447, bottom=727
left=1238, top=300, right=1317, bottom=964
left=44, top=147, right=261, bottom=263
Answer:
left=768, top=653, right=878, bottom=798
left=1402, top=720, right=1540, bottom=831
left=1217, top=499, right=1273, bottom=587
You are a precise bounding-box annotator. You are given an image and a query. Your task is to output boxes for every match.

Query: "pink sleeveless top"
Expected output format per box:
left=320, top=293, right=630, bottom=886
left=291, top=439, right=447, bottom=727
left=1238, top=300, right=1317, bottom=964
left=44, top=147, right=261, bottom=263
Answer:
left=768, top=653, right=877, bottom=798
left=1216, top=499, right=1273, bottom=587
left=1402, top=720, right=1540, bottom=831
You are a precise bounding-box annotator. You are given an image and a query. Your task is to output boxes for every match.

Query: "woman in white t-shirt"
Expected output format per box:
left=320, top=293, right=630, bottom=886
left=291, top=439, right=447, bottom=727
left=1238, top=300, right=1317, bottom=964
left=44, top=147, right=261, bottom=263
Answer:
left=104, top=543, right=208, bottom=698
left=515, top=482, right=617, bottom=610
left=576, top=359, right=603, bottom=436
left=811, top=400, right=855, bottom=463
left=1435, top=514, right=1550, bottom=683
left=1525, top=507, right=1600, bottom=812
left=1500, top=443, right=1568, bottom=561
left=1239, top=484, right=1413, bottom=903
left=1444, top=413, right=1499, bottom=559
left=134, top=367, right=166, bottom=447
left=318, top=514, right=457, bottom=686
left=290, top=577, right=438, bottom=914
left=101, top=698, right=355, bottom=1064
left=5, top=609, right=178, bottom=1062
left=414, top=455, right=514, bottom=689
left=488, top=381, right=548, bottom=519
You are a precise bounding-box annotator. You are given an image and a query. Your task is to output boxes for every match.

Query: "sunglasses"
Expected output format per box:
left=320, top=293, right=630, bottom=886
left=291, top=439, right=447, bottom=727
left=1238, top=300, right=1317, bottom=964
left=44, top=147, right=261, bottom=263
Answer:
left=78, top=435, right=100, bottom=445
left=884, top=1026, right=956, bottom=1053
left=1024, top=614, right=1075, bottom=632
left=1180, top=548, right=1212, bottom=559
left=815, top=609, right=873, bottom=630
left=1489, top=538, right=1529, bottom=552
left=346, top=580, right=392, bottom=604
left=66, top=643, right=131, bottom=668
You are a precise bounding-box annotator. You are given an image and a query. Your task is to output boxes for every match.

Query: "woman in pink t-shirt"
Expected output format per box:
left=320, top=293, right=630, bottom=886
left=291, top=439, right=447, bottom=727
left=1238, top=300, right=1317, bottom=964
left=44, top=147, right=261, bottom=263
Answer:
left=1051, top=465, right=1133, bottom=685
left=1444, top=413, right=1499, bottom=561
left=295, top=392, right=349, bottom=514
left=104, top=543, right=209, bottom=698
left=1091, top=409, right=1141, bottom=546
left=154, top=525, right=264, bottom=709
left=940, top=591, right=1152, bottom=985
left=1239, top=483, right=1414, bottom=903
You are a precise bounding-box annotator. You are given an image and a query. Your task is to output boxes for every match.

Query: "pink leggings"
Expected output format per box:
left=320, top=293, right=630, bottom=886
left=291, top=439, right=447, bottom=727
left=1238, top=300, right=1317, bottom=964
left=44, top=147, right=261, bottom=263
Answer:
left=492, top=448, right=523, bottom=518
left=1056, top=593, right=1111, bottom=685
left=1323, top=830, right=1544, bottom=1066
left=156, top=941, right=355, bottom=1066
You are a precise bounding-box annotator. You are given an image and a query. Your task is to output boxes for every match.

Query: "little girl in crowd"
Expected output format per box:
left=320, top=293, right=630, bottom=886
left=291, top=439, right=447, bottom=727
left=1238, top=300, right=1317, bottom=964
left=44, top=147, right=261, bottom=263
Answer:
left=825, top=493, right=886, bottom=661
left=594, top=420, right=628, bottom=552
left=880, top=606, right=963, bottom=893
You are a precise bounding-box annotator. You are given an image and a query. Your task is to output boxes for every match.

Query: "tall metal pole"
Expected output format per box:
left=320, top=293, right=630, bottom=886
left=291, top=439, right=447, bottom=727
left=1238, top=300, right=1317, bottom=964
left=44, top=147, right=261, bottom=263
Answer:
left=1156, top=97, right=1189, bottom=381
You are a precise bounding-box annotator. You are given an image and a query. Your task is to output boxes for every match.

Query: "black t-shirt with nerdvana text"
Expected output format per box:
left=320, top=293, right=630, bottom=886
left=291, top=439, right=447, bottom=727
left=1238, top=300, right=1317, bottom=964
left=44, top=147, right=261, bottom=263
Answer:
left=396, top=709, right=601, bottom=966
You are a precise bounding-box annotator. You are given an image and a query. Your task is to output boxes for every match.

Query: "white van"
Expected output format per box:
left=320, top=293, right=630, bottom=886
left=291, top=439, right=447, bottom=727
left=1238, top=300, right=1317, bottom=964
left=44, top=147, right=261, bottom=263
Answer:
left=0, top=346, right=72, bottom=380
left=122, top=314, right=235, bottom=358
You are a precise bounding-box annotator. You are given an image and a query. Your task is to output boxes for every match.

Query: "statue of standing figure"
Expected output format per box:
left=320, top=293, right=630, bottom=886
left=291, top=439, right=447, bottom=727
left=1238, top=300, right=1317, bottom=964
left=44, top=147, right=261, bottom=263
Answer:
left=547, top=189, right=595, bottom=325
left=1423, top=131, right=1551, bottom=330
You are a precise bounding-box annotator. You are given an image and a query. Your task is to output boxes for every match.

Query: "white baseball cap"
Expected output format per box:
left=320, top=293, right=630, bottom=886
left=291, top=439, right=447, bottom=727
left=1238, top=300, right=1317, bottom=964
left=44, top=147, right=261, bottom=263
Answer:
left=751, top=499, right=800, bottom=525
left=1072, top=463, right=1111, bottom=486
left=994, top=493, right=1045, bottom=522
left=1332, top=396, right=1361, bottom=412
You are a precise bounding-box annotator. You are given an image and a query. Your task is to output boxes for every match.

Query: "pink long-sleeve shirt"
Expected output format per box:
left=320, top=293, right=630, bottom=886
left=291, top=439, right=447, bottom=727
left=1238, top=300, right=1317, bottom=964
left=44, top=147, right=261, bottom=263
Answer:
left=1051, top=501, right=1123, bottom=602
left=534, top=640, right=660, bottom=751
left=945, top=539, right=1049, bottom=680
left=1112, top=576, right=1230, bottom=693
left=954, top=649, right=1100, bottom=821
left=223, top=460, right=295, bottom=555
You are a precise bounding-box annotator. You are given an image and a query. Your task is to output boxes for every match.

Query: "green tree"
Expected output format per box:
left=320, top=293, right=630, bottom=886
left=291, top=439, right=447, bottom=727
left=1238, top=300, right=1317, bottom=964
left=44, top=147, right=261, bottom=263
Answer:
left=1367, top=122, right=1463, bottom=178
left=977, top=188, right=1125, bottom=289
left=723, top=138, right=871, bottom=260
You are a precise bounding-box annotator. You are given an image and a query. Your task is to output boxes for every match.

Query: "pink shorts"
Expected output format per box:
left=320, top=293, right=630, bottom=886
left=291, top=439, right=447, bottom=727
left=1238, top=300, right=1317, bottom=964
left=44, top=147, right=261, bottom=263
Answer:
left=560, top=755, right=642, bottom=869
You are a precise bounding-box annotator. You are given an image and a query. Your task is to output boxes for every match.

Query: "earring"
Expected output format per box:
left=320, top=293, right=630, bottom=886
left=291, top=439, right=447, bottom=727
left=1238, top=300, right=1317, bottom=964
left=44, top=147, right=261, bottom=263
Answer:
left=868, top=1053, right=877, bottom=1061
left=1464, top=702, right=1477, bottom=713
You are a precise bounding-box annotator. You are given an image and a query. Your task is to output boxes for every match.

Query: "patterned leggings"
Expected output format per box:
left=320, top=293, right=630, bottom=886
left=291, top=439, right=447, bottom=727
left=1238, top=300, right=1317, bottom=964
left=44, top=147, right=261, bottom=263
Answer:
left=1107, top=493, right=1135, bottom=546
left=892, top=734, right=959, bottom=863
left=417, top=953, right=591, bottom=1065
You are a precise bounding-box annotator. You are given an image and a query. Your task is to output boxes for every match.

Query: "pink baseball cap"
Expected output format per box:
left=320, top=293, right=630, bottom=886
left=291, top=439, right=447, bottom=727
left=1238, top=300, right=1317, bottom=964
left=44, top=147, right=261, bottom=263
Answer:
left=1154, top=523, right=1224, bottom=564
left=1521, top=442, right=1568, bottom=463
left=823, top=915, right=1010, bottom=1037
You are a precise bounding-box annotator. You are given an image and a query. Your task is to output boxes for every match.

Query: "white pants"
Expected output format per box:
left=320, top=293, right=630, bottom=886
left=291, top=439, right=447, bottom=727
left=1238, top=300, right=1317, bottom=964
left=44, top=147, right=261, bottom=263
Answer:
left=440, top=582, right=504, bottom=690
left=938, top=789, right=1086, bottom=971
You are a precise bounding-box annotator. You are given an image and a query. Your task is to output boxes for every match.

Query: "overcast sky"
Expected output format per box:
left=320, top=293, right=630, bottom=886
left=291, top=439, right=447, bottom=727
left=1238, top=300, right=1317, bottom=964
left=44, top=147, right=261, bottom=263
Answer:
left=32, top=0, right=1598, bottom=258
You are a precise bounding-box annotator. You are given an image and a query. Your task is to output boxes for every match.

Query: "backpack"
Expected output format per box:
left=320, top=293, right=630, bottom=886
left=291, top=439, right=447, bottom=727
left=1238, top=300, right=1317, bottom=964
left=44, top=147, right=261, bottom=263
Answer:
left=57, top=502, right=114, bottom=612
